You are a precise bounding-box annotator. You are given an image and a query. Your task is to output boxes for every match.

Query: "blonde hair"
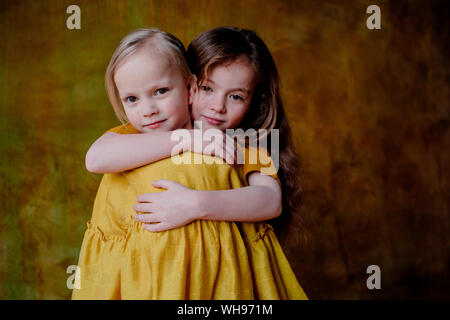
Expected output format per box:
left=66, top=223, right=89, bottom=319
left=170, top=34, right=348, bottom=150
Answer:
left=105, top=28, right=192, bottom=123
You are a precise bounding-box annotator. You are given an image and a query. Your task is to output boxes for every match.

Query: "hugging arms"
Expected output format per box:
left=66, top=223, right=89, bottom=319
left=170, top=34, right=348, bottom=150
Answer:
left=86, top=128, right=282, bottom=232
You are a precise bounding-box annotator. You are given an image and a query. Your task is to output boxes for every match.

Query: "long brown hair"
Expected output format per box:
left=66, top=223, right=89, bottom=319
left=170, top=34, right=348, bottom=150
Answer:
left=187, top=27, right=304, bottom=246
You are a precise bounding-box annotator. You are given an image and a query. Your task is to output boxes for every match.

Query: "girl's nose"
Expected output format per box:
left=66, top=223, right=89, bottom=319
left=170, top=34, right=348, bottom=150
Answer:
left=141, top=101, right=159, bottom=116
left=210, top=95, right=226, bottom=113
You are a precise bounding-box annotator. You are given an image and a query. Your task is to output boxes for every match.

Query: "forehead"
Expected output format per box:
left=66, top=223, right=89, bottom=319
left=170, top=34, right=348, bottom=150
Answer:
left=204, top=57, right=256, bottom=89
left=114, top=49, right=181, bottom=89
left=116, top=48, right=170, bottom=74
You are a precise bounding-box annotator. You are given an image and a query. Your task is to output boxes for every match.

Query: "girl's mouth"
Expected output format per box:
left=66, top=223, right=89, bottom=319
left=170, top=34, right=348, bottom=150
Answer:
left=203, top=115, right=224, bottom=126
left=144, top=119, right=166, bottom=129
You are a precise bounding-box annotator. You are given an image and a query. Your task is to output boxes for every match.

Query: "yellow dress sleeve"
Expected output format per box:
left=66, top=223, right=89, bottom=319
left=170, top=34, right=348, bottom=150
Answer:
left=238, top=146, right=280, bottom=185
left=103, top=122, right=140, bottom=135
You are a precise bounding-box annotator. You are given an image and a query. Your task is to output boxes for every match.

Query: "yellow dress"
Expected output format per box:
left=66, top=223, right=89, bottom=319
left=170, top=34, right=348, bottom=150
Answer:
left=72, top=123, right=308, bottom=300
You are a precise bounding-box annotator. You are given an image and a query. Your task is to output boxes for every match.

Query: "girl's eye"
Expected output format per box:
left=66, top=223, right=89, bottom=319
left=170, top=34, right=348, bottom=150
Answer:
left=230, top=94, right=244, bottom=102
left=201, top=85, right=212, bottom=92
left=155, top=88, right=169, bottom=95
left=126, top=96, right=138, bottom=103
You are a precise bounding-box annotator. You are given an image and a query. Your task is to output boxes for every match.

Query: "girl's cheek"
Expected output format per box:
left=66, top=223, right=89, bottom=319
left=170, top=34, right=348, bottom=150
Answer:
left=192, top=98, right=205, bottom=115
left=191, top=108, right=201, bottom=121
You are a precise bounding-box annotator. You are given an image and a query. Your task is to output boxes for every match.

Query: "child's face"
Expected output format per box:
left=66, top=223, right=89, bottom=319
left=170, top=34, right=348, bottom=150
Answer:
left=114, top=49, right=192, bottom=133
left=191, top=56, right=256, bottom=131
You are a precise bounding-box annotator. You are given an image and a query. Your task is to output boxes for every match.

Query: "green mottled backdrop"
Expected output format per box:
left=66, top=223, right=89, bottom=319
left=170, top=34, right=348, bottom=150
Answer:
left=0, top=0, right=448, bottom=299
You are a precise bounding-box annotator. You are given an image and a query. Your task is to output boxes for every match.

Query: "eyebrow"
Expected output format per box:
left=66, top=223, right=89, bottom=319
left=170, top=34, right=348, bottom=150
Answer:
left=204, top=78, right=251, bottom=94
left=118, top=79, right=174, bottom=98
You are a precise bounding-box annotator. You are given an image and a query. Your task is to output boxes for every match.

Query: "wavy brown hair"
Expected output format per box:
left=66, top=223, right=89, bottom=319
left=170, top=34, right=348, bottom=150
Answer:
left=187, top=27, right=305, bottom=246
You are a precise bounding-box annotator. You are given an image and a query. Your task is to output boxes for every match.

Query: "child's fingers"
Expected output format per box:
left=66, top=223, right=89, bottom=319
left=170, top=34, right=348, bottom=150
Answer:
left=218, top=134, right=233, bottom=165
left=222, top=139, right=234, bottom=165
left=152, top=179, right=178, bottom=190
left=235, top=143, right=244, bottom=165
left=136, top=193, right=154, bottom=203
left=212, top=145, right=225, bottom=162
left=224, top=136, right=237, bottom=165
left=133, top=202, right=154, bottom=213
left=204, top=133, right=232, bottom=165
left=142, top=222, right=169, bottom=232
left=134, top=213, right=159, bottom=223
left=225, top=148, right=235, bottom=166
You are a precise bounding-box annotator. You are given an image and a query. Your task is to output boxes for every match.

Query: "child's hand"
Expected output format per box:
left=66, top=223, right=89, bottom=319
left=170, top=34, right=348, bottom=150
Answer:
left=187, top=129, right=243, bottom=167
left=133, top=179, right=202, bottom=232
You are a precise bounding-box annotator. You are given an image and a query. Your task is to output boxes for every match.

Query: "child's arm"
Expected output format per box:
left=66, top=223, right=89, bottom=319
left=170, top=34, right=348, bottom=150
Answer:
left=199, top=172, right=282, bottom=221
left=86, top=129, right=237, bottom=173
left=86, top=131, right=183, bottom=173
left=134, top=172, right=282, bottom=232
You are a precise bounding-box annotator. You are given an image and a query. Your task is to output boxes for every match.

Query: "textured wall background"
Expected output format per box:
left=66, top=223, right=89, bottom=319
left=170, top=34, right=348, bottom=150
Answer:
left=0, top=0, right=448, bottom=299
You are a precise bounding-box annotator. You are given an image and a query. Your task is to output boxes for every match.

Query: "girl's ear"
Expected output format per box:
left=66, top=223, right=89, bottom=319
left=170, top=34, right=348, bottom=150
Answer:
left=188, top=75, right=198, bottom=105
